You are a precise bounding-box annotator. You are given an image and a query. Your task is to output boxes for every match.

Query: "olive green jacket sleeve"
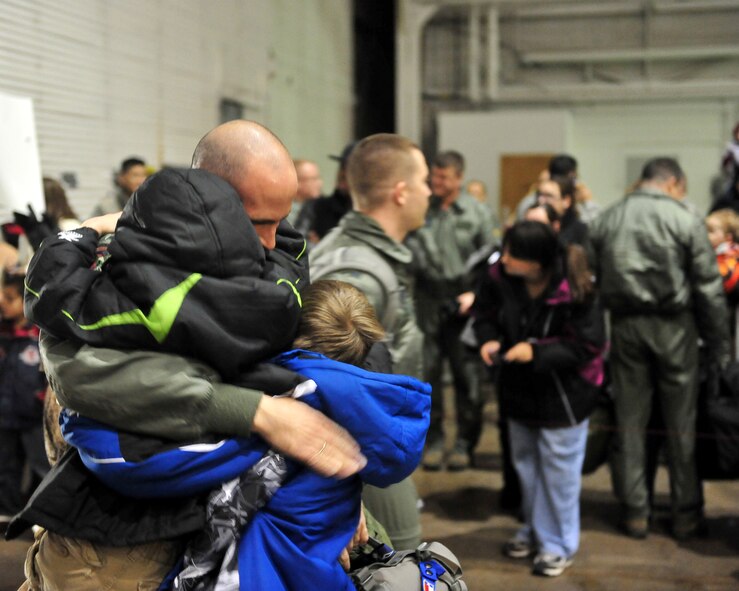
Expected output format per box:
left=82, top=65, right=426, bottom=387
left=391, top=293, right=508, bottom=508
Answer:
left=40, top=332, right=262, bottom=441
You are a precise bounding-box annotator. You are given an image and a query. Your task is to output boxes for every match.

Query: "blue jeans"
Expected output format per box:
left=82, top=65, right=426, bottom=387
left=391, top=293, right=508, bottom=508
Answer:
left=509, top=418, right=589, bottom=558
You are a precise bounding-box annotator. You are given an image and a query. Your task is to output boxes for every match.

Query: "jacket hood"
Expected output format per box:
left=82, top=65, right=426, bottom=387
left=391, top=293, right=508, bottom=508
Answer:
left=25, top=167, right=309, bottom=381
left=112, top=168, right=265, bottom=277
left=275, top=350, right=430, bottom=487
left=337, top=211, right=413, bottom=265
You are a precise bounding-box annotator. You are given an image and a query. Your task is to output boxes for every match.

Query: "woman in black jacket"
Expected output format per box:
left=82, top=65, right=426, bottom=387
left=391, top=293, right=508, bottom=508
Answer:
left=472, top=221, right=606, bottom=577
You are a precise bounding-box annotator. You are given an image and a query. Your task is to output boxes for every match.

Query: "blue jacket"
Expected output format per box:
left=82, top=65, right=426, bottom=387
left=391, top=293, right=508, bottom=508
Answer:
left=62, top=350, right=431, bottom=590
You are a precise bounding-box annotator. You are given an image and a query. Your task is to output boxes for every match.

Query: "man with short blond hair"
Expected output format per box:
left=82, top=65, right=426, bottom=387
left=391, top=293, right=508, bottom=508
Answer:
left=310, top=132, right=431, bottom=549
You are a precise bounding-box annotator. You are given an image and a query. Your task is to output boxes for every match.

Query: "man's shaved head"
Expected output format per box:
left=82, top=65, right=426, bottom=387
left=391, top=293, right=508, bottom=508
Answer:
left=191, top=120, right=297, bottom=249
left=191, top=120, right=295, bottom=195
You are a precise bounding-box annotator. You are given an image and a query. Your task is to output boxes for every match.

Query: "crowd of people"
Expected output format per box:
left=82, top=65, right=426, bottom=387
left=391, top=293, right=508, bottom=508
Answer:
left=0, top=119, right=736, bottom=588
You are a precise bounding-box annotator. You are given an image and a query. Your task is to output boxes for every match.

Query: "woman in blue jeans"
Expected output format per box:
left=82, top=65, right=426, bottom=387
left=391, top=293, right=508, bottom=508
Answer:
left=472, top=221, right=606, bottom=577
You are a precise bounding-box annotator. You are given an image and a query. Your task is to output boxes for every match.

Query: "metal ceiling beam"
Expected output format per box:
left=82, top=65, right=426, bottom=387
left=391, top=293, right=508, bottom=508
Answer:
left=653, top=0, right=739, bottom=13
left=496, top=79, right=739, bottom=103
left=468, top=4, right=482, bottom=102
left=487, top=6, right=500, bottom=99
left=521, top=45, right=739, bottom=65
left=503, top=1, right=642, bottom=19
left=411, top=0, right=739, bottom=17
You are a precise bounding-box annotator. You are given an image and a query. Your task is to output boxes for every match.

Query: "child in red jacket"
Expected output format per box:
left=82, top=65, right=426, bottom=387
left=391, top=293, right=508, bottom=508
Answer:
left=706, top=208, right=739, bottom=358
left=706, top=208, right=739, bottom=301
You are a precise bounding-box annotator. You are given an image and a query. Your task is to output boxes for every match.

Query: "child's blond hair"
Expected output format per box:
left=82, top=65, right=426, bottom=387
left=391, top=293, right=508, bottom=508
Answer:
left=293, top=279, right=385, bottom=366
left=707, top=208, right=739, bottom=242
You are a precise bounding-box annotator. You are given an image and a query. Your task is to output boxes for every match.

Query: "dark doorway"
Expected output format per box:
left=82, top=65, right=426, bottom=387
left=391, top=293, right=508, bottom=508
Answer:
left=353, top=0, right=395, bottom=137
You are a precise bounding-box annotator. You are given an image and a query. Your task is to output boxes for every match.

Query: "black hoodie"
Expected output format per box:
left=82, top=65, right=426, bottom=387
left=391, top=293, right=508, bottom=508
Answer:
left=26, top=168, right=309, bottom=382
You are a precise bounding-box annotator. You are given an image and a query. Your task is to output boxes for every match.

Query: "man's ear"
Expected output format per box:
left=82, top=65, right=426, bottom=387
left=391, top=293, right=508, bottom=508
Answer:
left=664, top=176, right=682, bottom=199
left=393, top=180, right=407, bottom=205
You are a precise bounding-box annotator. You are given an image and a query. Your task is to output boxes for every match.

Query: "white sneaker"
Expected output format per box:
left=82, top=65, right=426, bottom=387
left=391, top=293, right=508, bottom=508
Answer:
left=502, top=537, right=534, bottom=559
left=532, top=552, right=573, bottom=577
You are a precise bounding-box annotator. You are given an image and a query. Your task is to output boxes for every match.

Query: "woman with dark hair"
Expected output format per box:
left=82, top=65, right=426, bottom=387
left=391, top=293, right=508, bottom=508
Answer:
left=43, top=177, right=80, bottom=231
left=524, top=202, right=560, bottom=231
left=472, top=221, right=605, bottom=577
left=536, top=175, right=588, bottom=246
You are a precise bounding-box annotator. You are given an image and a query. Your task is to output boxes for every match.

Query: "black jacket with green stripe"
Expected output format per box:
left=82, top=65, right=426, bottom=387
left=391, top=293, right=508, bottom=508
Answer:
left=25, top=168, right=309, bottom=383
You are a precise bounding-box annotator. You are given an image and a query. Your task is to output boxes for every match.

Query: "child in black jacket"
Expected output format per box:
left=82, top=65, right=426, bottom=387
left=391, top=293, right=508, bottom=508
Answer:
left=0, top=271, right=48, bottom=521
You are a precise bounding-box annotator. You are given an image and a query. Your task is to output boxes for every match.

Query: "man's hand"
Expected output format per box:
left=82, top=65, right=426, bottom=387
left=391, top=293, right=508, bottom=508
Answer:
left=253, top=395, right=366, bottom=479
left=82, top=212, right=122, bottom=235
left=504, top=342, right=533, bottom=363
left=339, top=506, right=369, bottom=571
left=480, top=340, right=501, bottom=366
left=456, top=291, right=475, bottom=316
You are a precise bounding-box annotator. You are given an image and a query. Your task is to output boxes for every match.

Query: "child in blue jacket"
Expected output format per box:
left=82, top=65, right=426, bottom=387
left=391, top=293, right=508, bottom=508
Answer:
left=62, top=279, right=430, bottom=591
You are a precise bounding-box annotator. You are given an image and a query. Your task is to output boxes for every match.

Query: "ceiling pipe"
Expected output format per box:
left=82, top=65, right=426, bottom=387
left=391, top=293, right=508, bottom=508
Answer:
left=412, top=0, right=739, bottom=18
left=521, top=45, right=739, bottom=65
left=495, top=79, right=739, bottom=103
left=468, top=4, right=482, bottom=102
left=487, top=6, right=499, bottom=99
left=652, top=0, right=739, bottom=13
left=503, top=2, right=642, bottom=19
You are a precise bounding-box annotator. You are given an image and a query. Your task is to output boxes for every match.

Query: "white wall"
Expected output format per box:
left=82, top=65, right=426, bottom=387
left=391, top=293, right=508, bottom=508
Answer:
left=0, top=0, right=353, bottom=218
left=267, top=0, right=354, bottom=187
left=438, top=108, right=571, bottom=212
left=570, top=101, right=737, bottom=213
left=438, top=99, right=739, bottom=216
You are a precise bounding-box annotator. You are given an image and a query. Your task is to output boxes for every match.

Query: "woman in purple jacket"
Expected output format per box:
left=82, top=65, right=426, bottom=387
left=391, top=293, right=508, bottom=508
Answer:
left=472, top=221, right=606, bottom=577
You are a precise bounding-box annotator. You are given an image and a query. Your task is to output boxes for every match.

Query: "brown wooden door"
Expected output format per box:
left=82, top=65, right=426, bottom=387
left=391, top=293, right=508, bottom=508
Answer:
left=499, top=154, right=553, bottom=225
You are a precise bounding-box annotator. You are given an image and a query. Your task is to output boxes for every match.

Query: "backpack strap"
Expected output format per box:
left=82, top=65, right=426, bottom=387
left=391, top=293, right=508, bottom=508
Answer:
left=311, top=245, right=400, bottom=334
left=416, top=542, right=466, bottom=590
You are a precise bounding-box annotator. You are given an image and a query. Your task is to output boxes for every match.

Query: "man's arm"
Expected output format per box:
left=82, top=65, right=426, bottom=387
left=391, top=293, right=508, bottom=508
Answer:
left=474, top=200, right=496, bottom=250
left=42, top=333, right=259, bottom=440
left=42, top=334, right=366, bottom=479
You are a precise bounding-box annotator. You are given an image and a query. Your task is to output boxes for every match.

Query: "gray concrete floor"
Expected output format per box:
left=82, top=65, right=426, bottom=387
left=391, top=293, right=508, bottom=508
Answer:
left=1, top=400, right=738, bottom=590
left=415, top=399, right=739, bottom=590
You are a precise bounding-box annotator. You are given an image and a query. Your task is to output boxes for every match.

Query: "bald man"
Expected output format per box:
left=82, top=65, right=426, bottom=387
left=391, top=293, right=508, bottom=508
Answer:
left=15, top=121, right=365, bottom=591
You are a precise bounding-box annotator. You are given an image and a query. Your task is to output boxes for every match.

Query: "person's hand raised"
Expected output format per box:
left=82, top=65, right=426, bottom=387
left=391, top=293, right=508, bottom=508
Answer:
left=82, top=212, right=123, bottom=235
left=253, top=395, right=367, bottom=479
left=503, top=342, right=533, bottom=363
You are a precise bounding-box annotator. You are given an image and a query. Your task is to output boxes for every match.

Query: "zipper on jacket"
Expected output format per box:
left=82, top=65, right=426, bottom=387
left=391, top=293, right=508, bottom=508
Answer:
left=540, top=306, right=577, bottom=426
left=551, top=371, right=577, bottom=427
